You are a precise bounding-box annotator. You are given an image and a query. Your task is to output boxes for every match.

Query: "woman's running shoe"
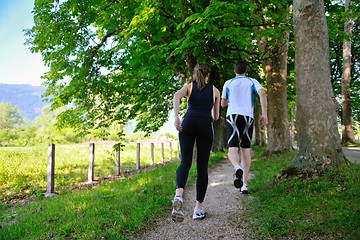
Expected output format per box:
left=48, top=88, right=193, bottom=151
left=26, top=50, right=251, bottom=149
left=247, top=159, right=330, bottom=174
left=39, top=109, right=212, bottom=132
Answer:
left=192, top=207, right=206, bottom=220
left=171, top=195, right=184, bottom=222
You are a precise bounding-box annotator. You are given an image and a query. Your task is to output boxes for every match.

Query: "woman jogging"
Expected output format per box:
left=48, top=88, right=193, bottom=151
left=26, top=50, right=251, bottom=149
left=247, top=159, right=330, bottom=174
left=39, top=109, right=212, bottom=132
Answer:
left=171, top=63, right=220, bottom=222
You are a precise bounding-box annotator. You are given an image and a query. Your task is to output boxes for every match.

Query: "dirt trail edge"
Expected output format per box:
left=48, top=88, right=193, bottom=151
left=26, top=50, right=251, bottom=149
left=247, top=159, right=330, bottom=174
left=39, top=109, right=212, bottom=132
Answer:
left=133, top=159, right=254, bottom=240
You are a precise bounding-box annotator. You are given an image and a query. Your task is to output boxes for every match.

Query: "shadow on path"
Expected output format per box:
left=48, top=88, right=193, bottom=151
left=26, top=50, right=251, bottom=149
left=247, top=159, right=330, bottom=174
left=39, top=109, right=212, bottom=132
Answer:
left=133, top=159, right=253, bottom=240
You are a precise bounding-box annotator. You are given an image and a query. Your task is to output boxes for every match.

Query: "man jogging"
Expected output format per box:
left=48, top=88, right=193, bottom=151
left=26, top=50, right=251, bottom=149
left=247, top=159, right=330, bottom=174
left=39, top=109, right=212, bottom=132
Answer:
left=221, top=61, right=268, bottom=194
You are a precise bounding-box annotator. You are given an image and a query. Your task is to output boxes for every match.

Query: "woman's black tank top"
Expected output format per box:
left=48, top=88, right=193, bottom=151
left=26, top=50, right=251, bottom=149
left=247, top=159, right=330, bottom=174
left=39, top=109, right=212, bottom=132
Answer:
left=184, top=82, right=213, bottom=119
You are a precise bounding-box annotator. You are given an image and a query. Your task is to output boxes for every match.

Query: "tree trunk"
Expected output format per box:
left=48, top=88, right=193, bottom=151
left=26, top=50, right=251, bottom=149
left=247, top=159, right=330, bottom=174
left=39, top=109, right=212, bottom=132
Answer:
left=186, top=54, right=197, bottom=81
left=254, top=95, right=266, bottom=146
left=252, top=0, right=268, bottom=148
left=341, top=0, right=356, bottom=144
left=210, top=66, right=227, bottom=151
left=283, top=0, right=346, bottom=177
left=262, top=31, right=293, bottom=153
left=212, top=117, right=227, bottom=152
left=254, top=3, right=292, bottom=153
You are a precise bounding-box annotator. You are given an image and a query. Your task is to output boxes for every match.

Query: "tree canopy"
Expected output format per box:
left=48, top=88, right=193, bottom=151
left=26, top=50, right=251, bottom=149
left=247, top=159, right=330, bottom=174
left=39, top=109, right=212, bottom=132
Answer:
left=0, top=102, right=23, bottom=130
left=0, top=102, right=24, bottom=146
left=26, top=0, right=360, bottom=143
left=327, top=0, right=360, bottom=124
left=26, top=0, right=292, bottom=136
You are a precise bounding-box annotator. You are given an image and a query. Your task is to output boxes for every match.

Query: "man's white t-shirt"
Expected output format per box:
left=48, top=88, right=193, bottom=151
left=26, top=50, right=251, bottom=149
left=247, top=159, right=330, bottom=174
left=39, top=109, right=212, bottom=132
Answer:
left=221, top=76, right=263, bottom=118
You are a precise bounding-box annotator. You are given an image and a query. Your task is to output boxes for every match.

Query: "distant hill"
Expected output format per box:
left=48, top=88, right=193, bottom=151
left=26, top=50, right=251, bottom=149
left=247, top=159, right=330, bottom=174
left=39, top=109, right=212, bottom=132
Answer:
left=0, top=84, right=177, bottom=133
left=0, top=84, right=48, bottom=123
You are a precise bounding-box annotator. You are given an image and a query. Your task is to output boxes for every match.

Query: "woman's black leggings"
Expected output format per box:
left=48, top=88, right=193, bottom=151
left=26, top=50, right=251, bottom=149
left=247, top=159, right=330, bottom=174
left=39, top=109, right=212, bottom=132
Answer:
left=176, top=116, right=214, bottom=203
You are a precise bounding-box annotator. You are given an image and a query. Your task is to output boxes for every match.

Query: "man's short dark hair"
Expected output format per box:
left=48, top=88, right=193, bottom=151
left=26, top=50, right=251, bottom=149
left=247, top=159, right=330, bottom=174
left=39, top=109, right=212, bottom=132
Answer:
left=234, top=61, right=247, bottom=74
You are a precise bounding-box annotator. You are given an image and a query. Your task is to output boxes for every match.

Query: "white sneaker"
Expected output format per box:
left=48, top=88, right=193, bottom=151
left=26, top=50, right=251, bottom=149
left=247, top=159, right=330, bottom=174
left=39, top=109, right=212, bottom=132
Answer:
left=171, top=196, right=184, bottom=222
left=192, top=207, right=206, bottom=220
left=240, top=184, right=249, bottom=194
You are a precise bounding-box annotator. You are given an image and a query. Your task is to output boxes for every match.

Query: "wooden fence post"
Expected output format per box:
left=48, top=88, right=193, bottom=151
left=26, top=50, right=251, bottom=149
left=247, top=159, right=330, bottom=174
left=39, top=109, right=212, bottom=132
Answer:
left=87, top=143, right=95, bottom=184
left=169, top=142, right=173, bottom=160
left=115, top=150, right=120, bottom=175
left=161, top=142, right=165, bottom=164
left=45, top=144, right=55, bottom=197
left=136, top=143, right=140, bottom=170
left=150, top=143, right=154, bottom=166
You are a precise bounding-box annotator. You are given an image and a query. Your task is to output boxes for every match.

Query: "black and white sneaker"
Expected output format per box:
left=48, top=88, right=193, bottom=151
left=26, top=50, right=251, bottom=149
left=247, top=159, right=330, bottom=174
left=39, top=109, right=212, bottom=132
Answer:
left=233, top=168, right=243, bottom=189
left=240, top=184, right=249, bottom=194
left=192, top=207, right=206, bottom=220
left=171, top=196, right=184, bottom=222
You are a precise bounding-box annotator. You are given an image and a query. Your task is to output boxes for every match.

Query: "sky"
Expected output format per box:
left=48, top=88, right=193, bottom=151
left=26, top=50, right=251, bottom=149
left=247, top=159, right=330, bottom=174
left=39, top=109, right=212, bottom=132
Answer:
left=0, top=0, right=46, bottom=86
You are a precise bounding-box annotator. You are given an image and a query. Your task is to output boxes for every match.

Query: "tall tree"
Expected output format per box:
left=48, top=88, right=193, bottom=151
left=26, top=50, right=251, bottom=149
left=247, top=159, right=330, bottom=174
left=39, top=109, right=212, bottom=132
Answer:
left=26, top=1, right=261, bottom=142
left=253, top=0, right=293, bottom=153
left=27, top=0, right=306, bottom=151
left=27, top=0, right=187, bottom=136
left=263, top=29, right=293, bottom=153
left=0, top=102, right=24, bottom=146
left=254, top=96, right=266, bottom=146
left=326, top=0, right=360, bottom=139
left=283, top=0, right=346, bottom=176
left=0, top=102, right=23, bottom=130
left=341, top=0, right=356, bottom=144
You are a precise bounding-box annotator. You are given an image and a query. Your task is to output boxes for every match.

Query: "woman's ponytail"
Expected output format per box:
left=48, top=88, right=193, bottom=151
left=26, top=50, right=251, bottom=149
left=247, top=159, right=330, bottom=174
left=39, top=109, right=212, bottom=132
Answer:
left=192, top=64, right=209, bottom=90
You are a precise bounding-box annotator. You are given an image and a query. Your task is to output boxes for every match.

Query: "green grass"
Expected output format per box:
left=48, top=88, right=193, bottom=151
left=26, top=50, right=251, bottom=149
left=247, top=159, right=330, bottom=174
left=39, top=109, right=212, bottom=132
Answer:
left=0, top=143, right=177, bottom=203
left=0, top=150, right=225, bottom=239
left=343, top=142, right=360, bottom=147
left=2, top=145, right=359, bottom=239
left=245, top=146, right=360, bottom=240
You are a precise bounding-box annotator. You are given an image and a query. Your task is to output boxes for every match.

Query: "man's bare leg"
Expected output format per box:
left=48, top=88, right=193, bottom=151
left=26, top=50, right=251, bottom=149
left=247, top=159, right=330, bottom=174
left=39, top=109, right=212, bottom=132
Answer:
left=228, top=147, right=243, bottom=188
left=228, top=147, right=241, bottom=167
left=240, top=147, right=251, bottom=193
left=240, top=148, right=251, bottom=184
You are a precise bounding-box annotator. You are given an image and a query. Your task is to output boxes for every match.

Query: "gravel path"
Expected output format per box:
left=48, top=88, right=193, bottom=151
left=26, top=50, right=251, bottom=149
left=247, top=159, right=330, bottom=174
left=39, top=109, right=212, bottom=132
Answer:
left=133, top=159, right=254, bottom=240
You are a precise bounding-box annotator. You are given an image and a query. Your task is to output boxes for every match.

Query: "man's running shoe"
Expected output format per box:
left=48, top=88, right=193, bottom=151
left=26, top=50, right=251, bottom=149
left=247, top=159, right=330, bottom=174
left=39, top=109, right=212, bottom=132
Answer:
left=233, top=168, right=243, bottom=188
left=192, top=207, right=206, bottom=220
left=171, top=196, right=184, bottom=222
left=240, top=184, right=249, bottom=194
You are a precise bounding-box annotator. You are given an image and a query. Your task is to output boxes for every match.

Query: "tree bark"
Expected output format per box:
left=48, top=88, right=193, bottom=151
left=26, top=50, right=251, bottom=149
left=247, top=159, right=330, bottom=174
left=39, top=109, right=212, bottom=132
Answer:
left=212, top=117, right=227, bottom=152
left=283, top=0, right=346, bottom=176
left=251, top=0, right=267, bottom=147
left=210, top=66, right=227, bottom=151
left=253, top=3, right=292, bottom=153
left=262, top=31, right=293, bottom=153
left=341, top=0, right=356, bottom=144
left=254, top=95, right=266, bottom=146
left=186, top=54, right=197, bottom=81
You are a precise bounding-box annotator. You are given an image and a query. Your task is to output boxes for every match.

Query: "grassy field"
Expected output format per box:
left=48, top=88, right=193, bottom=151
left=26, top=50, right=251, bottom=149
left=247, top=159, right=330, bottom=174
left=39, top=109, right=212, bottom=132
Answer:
left=0, top=149, right=224, bottom=239
left=246, top=146, right=360, bottom=239
left=0, top=142, right=176, bottom=203
left=1, top=145, right=359, bottom=239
